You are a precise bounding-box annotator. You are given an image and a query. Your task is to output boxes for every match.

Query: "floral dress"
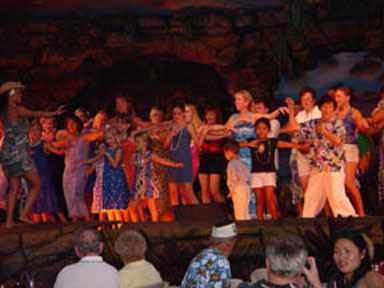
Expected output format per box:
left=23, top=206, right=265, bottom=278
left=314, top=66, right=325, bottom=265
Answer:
left=372, top=98, right=384, bottom=204
left=102, top=146, right=129, bottom=210
left=132, top=151, right=161, bottom=200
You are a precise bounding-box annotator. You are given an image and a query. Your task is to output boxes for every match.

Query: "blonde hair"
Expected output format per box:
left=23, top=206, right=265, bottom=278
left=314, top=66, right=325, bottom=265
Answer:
left=185, top=103, right=202, bottom=128
left=115, top=230, right=147, bottom=264
left=235, top=89, right=257, bottom=112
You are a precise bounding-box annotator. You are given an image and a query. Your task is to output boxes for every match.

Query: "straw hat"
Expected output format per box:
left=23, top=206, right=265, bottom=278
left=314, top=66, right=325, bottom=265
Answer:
left=0, top=81, right=26, bottom=95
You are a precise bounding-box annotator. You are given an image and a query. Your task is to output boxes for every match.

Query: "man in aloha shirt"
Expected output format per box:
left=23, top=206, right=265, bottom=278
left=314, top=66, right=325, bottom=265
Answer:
left=288, top=95, right=357, bottom=218
left=181, top=221, right=237, bottom=288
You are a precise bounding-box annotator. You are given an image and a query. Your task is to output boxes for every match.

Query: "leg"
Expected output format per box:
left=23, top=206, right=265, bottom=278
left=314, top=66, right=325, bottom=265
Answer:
left=137, top=200, right=147, bottom=222
left=232, top=185, right=250, bottom=220
left=209, top=174, right=225, bottom=203
left=198, top=174, right=211, bottom=203
left=41, top=213, right=49, bottom=222
left=19, top=171, right=41, bottom=223
left=345, top=161, right=365, bottom=216
left=302, top=173, right=327, bottom=218
left=147, top=199, right=159, bottom=222
left=127, top=200, right=139, bottom=223
left=327, top=171, right=357, bottom=217
left=57, top=212, right=67, bottom=223
left=169, top=182, right=180, bottom=206
left=254, top=188, right=264, bottom=220
left=114, top=210, right=123, bottom=229
left=32, top=213, right=40, bottom=223
left=121, top=209, right=129, bottom=222
left=264, top=186, right=280, bottom=220
left=299, top=175, right=309, bottom=194
left=180, top=183, right=199, bottom=204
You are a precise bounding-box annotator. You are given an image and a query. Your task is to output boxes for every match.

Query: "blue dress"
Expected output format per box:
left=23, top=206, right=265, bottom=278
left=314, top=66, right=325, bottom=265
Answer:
left=168, top=126, right=193, bottom=183
left=231, top=113, right=256, bottom=215
left=102, top=146, right=130, bottom=210
left=132, top=151, right=161, bottom=200
left=30, top=142, right=59, bottom=214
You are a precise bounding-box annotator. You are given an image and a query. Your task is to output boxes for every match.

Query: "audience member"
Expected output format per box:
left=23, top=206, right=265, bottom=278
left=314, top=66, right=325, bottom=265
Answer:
left=115, top=230, right=163, bottom=288
left=181, top=221, right=237, bottom=288
left=238, top=234, right=322, bottom=288
left=54, top=228, right=119, bottom=288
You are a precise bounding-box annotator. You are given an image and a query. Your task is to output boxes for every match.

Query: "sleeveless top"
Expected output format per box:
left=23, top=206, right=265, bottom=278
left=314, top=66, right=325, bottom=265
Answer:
left=343, top=108, right=357, bottom=144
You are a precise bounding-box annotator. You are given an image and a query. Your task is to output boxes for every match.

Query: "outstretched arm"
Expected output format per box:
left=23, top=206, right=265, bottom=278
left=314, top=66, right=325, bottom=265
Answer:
left=150, top=153, right=183, bottom=168
left=43, top=142, right=65, bottom=155
left=17, top=105, right=65, bottom=119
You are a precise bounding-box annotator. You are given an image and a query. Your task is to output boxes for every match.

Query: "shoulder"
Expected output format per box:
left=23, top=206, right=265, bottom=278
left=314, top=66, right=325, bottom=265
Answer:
left=360, top=270, right=384, bottom=288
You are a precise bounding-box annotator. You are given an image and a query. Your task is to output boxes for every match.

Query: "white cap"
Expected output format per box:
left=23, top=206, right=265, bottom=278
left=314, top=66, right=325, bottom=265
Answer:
left=211, top=222, right=237, bottom=239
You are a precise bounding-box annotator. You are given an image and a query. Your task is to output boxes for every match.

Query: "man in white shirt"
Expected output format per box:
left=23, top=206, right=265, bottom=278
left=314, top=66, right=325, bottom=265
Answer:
left=54, top=228, right=119, bottom=288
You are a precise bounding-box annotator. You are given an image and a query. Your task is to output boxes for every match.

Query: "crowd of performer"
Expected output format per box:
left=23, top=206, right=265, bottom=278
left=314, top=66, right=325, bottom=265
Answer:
left=0, top=80, right=383, bottom=228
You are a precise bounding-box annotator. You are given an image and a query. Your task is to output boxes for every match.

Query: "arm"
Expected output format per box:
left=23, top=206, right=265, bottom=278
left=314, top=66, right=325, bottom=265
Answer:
left=316, top=123, right=343, bottom=146
left=277, top=140, right=309, bottom=152
left=50, top=136, right=74, bottom=149
left=17, top=105, right=65, bottom=119
left=133, top=120, right=172, bottom=135
left=352, top=108, right=370, bottom=132
left=150, top=153, right=183, bottom=168
left=163, top=129, right=177, bottom=149
left=82, top=130, right=104, bottom=143
left=105, top=147, right=122, bottom=168
left=302, top=257, right=323, bottom=288
left=371, top=109, right=384, bottom=124
left=281, top=98, right=301, bottom=134
left=264, top=106, right=288, bottom=119
left=187, top=123, right=200, bottom=148
left=43, top=142, right=65, bottom=155
left=76, top=153, right=103, bottom=167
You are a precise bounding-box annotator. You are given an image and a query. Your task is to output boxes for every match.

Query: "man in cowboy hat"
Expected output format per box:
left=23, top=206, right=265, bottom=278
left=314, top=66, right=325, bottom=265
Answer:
left=181, top=221, right=237, bottom=288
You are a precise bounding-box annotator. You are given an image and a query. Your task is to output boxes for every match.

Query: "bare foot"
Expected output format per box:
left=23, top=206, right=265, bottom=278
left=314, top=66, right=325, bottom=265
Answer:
left=5, top=219, right=15, bottom=228
left=18, top=216, right=35, bottom=225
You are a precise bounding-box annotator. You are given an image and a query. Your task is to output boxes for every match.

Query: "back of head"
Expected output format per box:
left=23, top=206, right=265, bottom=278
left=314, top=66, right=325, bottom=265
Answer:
left=210, top=220, right=237, bottom=243
left=74, top=228, right=100, bottom=257
left=266, top=234, right=307, bottom=279
left=115, top=230, right=147, bottom=264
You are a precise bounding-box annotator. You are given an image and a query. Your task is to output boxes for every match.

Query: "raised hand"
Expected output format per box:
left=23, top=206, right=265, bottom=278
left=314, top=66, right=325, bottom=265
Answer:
left=55, top=105, right=66, bottom=116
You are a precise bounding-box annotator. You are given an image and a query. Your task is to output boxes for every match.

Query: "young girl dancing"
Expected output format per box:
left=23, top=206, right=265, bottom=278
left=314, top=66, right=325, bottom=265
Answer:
left=132, top=133, right=183, bottom=222
left=29, top=120, right=67, bottom=223
left=246, top=118, right=308, bottom=220
left=101, top=126, right=130, bottom=227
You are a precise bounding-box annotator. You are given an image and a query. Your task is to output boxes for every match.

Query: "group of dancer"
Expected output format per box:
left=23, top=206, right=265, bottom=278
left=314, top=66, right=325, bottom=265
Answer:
left=0, top=80, right=383, bottom=228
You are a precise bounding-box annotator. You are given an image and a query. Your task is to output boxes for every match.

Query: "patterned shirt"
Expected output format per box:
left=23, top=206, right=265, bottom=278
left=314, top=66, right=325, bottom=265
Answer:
left=181, top=247, right=231, bottom=288
left=299, top=116, right=345, bottom=173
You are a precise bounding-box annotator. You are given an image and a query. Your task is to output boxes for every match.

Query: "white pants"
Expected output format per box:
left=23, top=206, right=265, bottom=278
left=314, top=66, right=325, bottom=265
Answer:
left=302, top=171, right=357, bottom=218
left=232, top=184, right=251, bottom=220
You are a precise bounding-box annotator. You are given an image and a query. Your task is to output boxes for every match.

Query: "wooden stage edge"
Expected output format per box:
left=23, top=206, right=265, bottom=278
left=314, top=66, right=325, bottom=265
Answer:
left=0, top=217, right=383, bottom=285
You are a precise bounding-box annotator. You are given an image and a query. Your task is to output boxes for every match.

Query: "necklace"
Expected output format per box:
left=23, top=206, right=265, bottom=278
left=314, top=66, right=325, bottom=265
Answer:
left=254, top=139, right=272, bottom=165
left=170, top=126, right=184, bottom=151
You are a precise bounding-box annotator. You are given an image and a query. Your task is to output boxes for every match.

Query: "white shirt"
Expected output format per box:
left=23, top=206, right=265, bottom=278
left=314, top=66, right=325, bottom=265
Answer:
left=119, top=259, right=163, bottom=288
left=295, top=105, right=321, bottom=124
left=54, top=256, right=119, bottom=288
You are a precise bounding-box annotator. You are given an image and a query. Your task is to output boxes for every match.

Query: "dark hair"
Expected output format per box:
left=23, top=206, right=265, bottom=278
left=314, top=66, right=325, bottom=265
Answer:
left=134, top=132, right=152, bottom=151
left=335, top=86, right=354, bottom=102
left=204, top=105, right=222, bottom=124
left=222, top=140, right=239, bottom=154
left=299, top=86, right=316, bottom=102
left=172, top=102, right=185, bottom=113
left=65, top=114, right=83, bottom=133
left=333, top=231, right=372, bottom=288
left=255, top=117, right=271, bottom=130
left=74, top=228, right=100, bottom=257
left=116, top=113, right=134, bottom=135
left=254, top=97, right=270, bottom=110
left=318, top=95, right=337, bottom=109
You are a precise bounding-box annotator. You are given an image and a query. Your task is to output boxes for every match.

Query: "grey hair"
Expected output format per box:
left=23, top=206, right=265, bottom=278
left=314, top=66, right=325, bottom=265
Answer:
left=115, top=230, right=147, bottom=264
left=266, top=234, right=308, bottom=278
left=74, top=228, right=100, bottom=256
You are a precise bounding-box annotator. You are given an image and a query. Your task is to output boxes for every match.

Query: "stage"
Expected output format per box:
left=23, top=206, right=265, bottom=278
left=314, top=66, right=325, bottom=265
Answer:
left=1, top=217, right=383, bottom=287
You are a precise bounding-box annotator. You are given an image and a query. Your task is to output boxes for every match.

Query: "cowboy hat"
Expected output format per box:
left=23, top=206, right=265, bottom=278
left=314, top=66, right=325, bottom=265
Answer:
left=0, top=81, right=26, bottom=95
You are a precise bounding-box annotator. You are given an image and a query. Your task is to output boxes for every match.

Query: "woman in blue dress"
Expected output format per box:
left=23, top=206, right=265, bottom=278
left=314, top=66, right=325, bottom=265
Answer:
left=164, top=103, right=200, bottom=206
left=224, top=90, right=287, bottom=217
left=29, top=120, right=67, bottom=222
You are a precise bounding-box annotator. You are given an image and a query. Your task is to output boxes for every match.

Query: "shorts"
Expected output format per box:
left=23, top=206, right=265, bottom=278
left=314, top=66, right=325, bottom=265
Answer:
left=343, top=144, right=359, bottom=163
left=198, top=153, right=225, bottom=175
left=250, top=172, right=276, bottom=188
left=297, top=152, right=311, bottom=177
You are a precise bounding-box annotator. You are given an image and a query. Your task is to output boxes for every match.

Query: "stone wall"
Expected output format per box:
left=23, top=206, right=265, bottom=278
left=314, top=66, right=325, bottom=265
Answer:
left=0, top=1, right=383, bottom=110
left=1, top=217, right=383, bottom=287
